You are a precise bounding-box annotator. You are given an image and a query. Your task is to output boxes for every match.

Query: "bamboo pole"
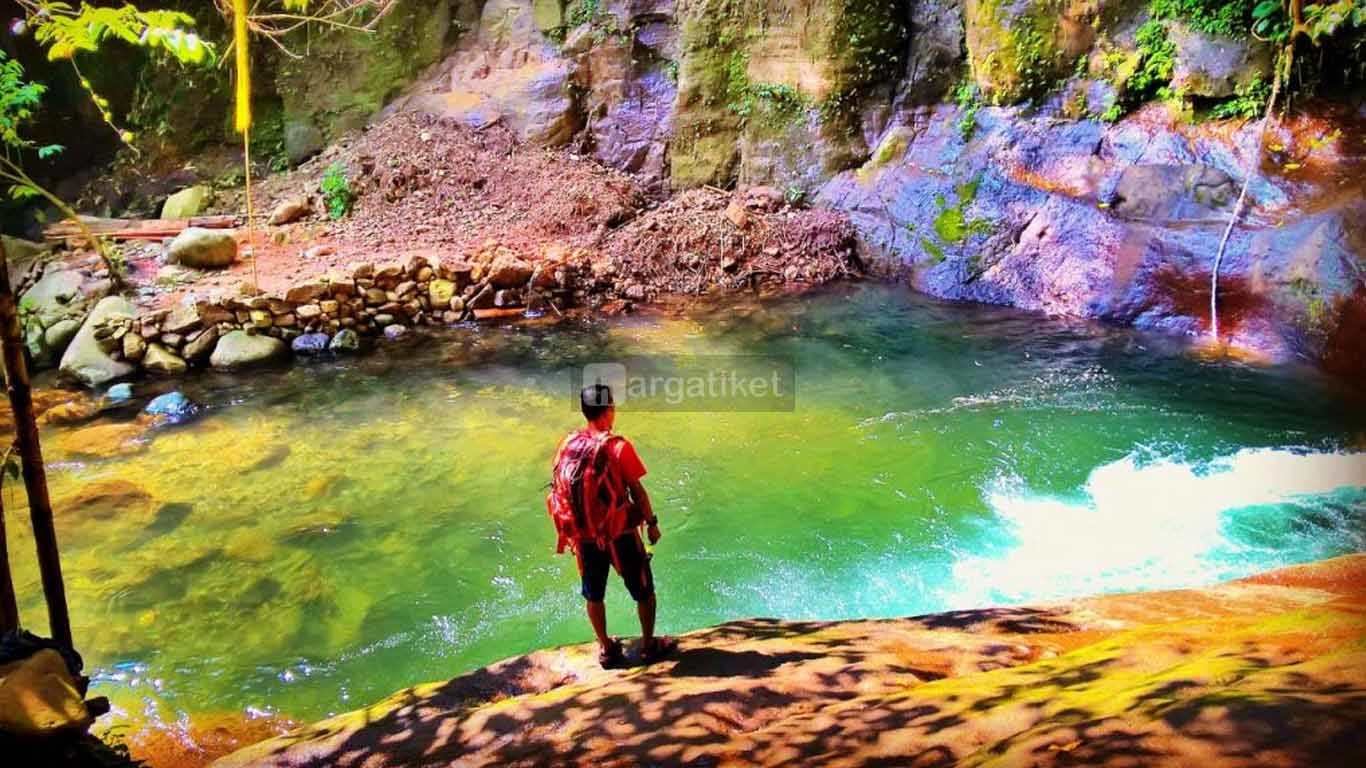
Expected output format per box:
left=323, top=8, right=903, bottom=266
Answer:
left=0, top=239, right=72, bottom=648
left=0, top=489, right=18, bottom=634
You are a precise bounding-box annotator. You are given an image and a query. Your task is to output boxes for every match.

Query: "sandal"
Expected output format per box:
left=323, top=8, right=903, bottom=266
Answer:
left=639, top=635, right=678, bottom=664
left=598, top=638, right=625, bottom=669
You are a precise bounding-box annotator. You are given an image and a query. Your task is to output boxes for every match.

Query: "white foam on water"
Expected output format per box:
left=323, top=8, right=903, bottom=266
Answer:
left=946, top=447, right=1366, bottom=608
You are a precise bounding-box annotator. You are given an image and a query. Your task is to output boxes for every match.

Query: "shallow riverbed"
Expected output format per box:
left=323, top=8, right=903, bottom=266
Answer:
left=6, top=284, right=1365, bottom=729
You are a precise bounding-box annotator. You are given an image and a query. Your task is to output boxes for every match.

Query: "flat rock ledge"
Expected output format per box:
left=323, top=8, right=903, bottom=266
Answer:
left=215, top=555, right=1366, bottom=768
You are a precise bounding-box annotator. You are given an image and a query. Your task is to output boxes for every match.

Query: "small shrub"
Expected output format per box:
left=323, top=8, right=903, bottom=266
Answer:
left=320, top=162, right=353, bottom=220
left=954, top=80, right=981, bottom=141
left=1209, top=76, right=1272, bottom=119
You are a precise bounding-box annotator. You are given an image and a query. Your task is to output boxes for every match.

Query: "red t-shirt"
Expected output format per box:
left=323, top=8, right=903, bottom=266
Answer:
left=608, top=437, right=647, bottom=485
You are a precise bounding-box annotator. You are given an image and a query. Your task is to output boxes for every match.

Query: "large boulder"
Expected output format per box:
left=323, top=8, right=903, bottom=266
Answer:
left=1169, top=23, right=1273, bottom=99
left=0, top=648, right=94, bottom=737
left=161, top=185, right=211, bottom=219
left=284, top=118, right=325, bottom=164
left=20, top=269, right=100, bottom=367
left=167, top=228, right=238, bottom=269
left=1111, top=164, right=1236, bottom=222
left=58, top=296, right=138, bottom=388
left=210, top=330, right=289, bottom=370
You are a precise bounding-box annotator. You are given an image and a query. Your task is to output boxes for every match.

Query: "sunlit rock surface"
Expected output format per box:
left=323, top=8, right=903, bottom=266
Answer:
left=215, top=555, right=1366, bottom=768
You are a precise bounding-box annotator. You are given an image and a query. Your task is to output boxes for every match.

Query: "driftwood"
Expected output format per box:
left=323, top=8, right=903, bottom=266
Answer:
left=44, top=214, right=241, bottom=244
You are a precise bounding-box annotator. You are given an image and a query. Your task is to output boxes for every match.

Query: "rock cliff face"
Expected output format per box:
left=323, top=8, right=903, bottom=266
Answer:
left=359, top=0, right=1364, bottom=370
left=212, top=555, right=1366, bottom=767
left=95, top=1, right=1366, bottom=370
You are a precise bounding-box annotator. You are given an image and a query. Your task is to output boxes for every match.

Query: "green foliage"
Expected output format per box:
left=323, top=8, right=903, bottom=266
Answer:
left=568, top=0, right=601, bottom=28
left=30, top=3, right=212, bottom=64
left=320, top=162, right=353, bottom=220
left=1303, top=1, right=1366, bottom=41
left=954, top=80, right=981, bottom=141
left=0, top=50, right=65, bottom=203
left=1149, top=0, right=1257, bottom=37
left=821, top=0, right=909, bottom=134
left=1210, top=76, right=1271, bottom=119
left=1252, top=0, right=1292, bottom=41
left=1129, top=19, right=1177, bottom=104
left=932, top=179, right=992, bottom=244
left=0, top=51, right=48, bottom=150
left=735, top=81, right=810, bottom=126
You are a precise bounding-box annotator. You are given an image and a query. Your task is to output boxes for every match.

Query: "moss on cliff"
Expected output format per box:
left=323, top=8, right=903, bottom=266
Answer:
left=965, top=0, right=1078, bottom=104
left=274, top=0, right=452, bottom=141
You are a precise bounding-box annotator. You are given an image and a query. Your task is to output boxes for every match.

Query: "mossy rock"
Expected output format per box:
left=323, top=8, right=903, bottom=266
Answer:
left=965, top=0, right=1100, bottom=104
left=275, top=0, right=452, bottom=141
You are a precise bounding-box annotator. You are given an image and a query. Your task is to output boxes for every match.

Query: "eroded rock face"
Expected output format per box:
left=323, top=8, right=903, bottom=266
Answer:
left=816, top=102, right=1366, bottom=368
left=1169, top=22, right=1273, bottom=99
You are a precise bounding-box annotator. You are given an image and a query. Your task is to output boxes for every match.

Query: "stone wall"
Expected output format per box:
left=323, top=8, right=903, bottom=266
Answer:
left=60, top=247, right=577, bottom=386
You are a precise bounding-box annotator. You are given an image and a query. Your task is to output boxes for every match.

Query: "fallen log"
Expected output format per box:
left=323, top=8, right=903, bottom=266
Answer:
left=44, top=215, right=240, bottom=244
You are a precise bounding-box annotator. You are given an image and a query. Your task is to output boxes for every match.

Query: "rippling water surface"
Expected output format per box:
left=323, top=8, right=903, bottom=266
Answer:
left=6, top=284, right=1365, bottom=727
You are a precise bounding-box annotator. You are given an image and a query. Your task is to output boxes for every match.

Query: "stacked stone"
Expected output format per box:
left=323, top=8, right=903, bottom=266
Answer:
left=83, top=250, right=579, bottom=380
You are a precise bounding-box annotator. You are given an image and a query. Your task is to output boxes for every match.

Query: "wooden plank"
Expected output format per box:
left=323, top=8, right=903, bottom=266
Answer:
left=44, top=214, right=239, bottom=242
left=472, top=307, right=527, bottom=321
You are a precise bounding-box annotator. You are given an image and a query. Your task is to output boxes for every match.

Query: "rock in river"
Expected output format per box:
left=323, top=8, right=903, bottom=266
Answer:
left=210, top=330, right=289, bottom=370
left=143, top=343, right=188, bottom=376
left=291, top=333, right=331, bottom=355
left=168, top=228, right=237, bottom=269
left=58, top=296, right=138, bottom=388
left=145, top=391, right=198, bottom=424
left=328, top=329, right=360, bottom=353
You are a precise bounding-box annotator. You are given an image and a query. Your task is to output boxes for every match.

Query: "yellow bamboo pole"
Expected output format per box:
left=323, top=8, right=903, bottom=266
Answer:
left=234, top=0, right=257, bottom=292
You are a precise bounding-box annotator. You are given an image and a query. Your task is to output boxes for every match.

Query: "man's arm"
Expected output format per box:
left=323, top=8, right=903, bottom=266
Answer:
left=628, top=478, right=660, bottom=544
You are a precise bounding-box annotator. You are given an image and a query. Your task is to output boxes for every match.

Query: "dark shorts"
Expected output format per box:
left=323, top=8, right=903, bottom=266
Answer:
left=576, top=531, right=655, bottom=603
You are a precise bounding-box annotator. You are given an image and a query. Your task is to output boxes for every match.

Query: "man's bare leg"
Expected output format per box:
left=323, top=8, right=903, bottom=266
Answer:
left=637, top=594, right=656, bottom=650
left=587, top=600, right=611, bottom=651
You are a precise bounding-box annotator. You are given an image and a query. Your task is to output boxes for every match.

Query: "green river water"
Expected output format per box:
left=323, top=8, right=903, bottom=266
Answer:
left=6, top=284, right=1366, bottom=730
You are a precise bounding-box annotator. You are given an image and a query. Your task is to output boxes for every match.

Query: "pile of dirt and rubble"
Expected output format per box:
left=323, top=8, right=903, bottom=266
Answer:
left=245, top=112, right=859, bottom=302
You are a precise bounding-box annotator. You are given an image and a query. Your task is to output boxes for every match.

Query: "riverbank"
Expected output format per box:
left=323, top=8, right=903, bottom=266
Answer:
left=211, top=554, right=1366, bottom=767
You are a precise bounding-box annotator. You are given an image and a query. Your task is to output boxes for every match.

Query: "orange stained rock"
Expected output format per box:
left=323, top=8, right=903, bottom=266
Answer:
left=211, top=555, right=1366, bottom=768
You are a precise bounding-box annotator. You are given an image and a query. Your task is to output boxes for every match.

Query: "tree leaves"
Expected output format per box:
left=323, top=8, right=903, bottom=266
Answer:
left=29, top=3, right=215, bottom=65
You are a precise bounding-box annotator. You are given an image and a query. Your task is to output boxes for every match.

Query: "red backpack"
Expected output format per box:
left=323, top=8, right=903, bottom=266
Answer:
left=547, top=430, right=632, bottom=553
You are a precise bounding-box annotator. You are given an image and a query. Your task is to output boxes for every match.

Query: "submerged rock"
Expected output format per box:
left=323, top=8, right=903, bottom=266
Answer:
left=383, top=324, right=409, bottom=341
left=210, top=330, right=289, bottom=370
left=55, top=478, right=156, bottom=522
left=51, top=419, right=151, bottom=460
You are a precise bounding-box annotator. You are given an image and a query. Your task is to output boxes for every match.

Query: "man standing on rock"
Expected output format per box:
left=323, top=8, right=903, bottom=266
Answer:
left=548, top=384, right=677, bottom=668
